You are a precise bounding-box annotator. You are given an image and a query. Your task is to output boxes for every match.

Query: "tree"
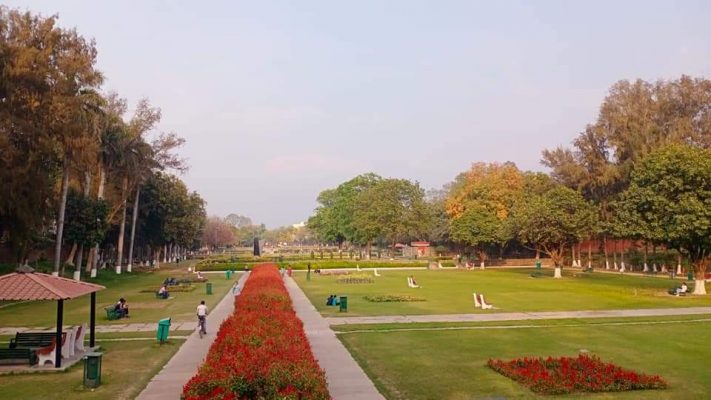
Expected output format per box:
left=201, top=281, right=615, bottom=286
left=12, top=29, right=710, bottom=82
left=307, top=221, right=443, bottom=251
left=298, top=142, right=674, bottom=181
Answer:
left=511, top=185, right=596, bottom=278
left=202, top=216, right=234, bottom=250
left=543, top=76, right=711, bottom=269
left=445, top=162, right=523, bottom=265
left=617, top=145, right=711, bottom=294
left=450, top=204, right=503, bottom=267
left=308, top=173, right=382, bottom=246
left=352, top=178, right=431, bottom=257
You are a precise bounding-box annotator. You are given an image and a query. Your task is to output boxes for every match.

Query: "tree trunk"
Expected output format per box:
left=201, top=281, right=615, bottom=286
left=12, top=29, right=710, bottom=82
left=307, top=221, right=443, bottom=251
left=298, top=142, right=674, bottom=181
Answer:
left=643, top=243, right=649, bottom=272
left=693, top=260, right=707, bottom=295
left=74, top=244, right=84, bottom=281
left=676, top=253, right=683, bottom=275
left=620, top=243, right=626, bottom=272
left=116, top=177, right=128, bottom=274
left=366, top=241, right=372, bottom=260
left=603, top=236, right=610, bottom=269
left=535, top=247, right=540, bottom=260
left=478, top=249, right=486, bottom=269
left=127, top=186, right=140, bottom=273
left=90, top=165, right=106, bottom=276
left=587, top=241, right=592, bottom=269
left=53, top=163, right=70, bottom=276
left=571, top=244, right=577, bottom=267
left=613, top=240, right=618, bottom=270
left=163, top=244, right=168, bottom=263
left=65, top=243, right=78, bottom=266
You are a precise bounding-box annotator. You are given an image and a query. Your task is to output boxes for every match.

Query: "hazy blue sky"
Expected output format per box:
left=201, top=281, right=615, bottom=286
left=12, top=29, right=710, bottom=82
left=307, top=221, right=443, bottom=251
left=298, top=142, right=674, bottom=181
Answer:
left=8, top=1, right=711, bottom=227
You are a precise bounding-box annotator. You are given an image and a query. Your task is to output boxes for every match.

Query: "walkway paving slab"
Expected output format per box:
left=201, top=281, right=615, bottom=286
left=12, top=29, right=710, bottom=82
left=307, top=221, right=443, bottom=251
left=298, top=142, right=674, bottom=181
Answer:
left=284, top=276, right=384, bottom=400
left=326, top=306, right=711, bottom=325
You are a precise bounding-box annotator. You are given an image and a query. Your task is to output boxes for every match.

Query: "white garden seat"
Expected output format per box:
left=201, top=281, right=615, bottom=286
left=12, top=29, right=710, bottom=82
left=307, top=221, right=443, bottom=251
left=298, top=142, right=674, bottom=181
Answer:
left=373, top=268, right=381, bottom=277
left=472, top=293, right=481, bottom=308
left=75, top=323, right=87, bottom=352
left=62, top=326, right=76, bottom=358
left=479, top=294, right=493, bottom=309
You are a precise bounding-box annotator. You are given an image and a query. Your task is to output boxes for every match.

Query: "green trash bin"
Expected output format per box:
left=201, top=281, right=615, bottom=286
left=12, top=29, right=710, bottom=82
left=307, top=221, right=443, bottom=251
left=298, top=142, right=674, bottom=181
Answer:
left=157, top=318, right=171, bottom=344
left=226, top=270, right=232, bottom=279
left=339, top=296, right=348, bottom=312
left=535, top=261, right=542, bottom=270
left=206, top=282, right=213, bottom=295
left=83, top=352, right=102, bottom=388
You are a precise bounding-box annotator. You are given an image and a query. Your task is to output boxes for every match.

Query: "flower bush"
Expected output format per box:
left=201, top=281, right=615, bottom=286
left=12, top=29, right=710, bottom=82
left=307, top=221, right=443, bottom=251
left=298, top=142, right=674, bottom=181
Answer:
left=488, top=354, right=667, bottom=395
left=183, top=264, right=330, bottom=400
left=363, top=295, right=425, bottom=302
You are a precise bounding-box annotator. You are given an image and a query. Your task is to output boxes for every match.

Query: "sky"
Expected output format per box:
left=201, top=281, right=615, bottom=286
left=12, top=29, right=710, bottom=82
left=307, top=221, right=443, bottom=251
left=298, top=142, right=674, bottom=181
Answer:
left=7, top=1, right=711, bottom=227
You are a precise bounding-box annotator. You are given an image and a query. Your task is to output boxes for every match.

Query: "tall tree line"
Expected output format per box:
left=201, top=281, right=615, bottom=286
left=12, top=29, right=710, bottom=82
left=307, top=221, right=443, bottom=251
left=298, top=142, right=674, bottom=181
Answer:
left=0, top=8, right=206, bottom=277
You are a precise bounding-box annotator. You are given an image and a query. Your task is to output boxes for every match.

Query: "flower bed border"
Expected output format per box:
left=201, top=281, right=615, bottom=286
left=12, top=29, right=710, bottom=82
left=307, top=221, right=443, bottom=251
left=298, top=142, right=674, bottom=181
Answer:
left=488, top=354, right=667, bottom=395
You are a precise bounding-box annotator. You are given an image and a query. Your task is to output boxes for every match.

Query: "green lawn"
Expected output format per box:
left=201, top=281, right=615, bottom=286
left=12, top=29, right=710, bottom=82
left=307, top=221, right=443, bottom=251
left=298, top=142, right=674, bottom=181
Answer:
left=338, top=317, right=711, bottom=399
left=294, top=268, right=711, bottom=316
left=0, top=267, right=238, bottom=327
left=0, top=336, right=184, bottom=400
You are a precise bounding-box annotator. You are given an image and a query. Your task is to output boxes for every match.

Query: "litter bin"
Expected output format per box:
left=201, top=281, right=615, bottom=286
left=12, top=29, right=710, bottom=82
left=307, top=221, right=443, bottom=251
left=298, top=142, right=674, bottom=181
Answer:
left=339, top=296, right=348, bottom=312
left=83, top=352, right=102, bottom=388
left=226, top=270, right=232, bottom=279
left=157, top=318, right=171, bottom=344
left=206, top=282, right=213, bottom=295
left=688, top=271, right=694, bottom=281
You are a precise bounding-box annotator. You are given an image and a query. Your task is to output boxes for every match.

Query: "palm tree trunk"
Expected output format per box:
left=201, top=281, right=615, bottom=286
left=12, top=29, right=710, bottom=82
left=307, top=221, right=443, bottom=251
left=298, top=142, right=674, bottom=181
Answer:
left=115, top=177, right=128, bottom=274
left=127, top=186, right=140, bottom=273
left=89, top=165, right=106, bottom=276
left=65, top=243, right=78, bottom=266
left=53, top=163, right=70, bottom=276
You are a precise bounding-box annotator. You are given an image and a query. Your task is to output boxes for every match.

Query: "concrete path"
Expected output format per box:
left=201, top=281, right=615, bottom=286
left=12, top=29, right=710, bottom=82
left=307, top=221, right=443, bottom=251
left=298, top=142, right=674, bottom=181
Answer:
left=0, top=322, right=199, bottom=335
left=326, top=306, right=711, bottom=325
left=284, top=276, right=385, bottom=400
left=136, top=271, right=250, bottom=400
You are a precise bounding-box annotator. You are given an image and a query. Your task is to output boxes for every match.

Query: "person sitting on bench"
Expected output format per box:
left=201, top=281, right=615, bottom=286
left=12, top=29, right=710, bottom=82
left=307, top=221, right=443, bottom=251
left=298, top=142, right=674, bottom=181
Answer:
left=676, top=282, right=689, bottom=296
left=114, top=298, right=129, bottom=318
left=326, top=295, right=334, bottom=306
left=196, top=271, right=206, bottom=281
left=158, top=285, right=169, bottom=299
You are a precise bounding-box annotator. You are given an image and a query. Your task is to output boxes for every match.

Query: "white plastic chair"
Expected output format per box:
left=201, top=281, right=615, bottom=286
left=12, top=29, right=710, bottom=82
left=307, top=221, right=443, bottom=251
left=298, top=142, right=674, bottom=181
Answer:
left=75, top=323, right=87, bottom=352
left=62, top=326, right=76, bottom=358
left=36, top=338, right=58, bottom=366
left=479, top=294, right=493, bottom=310
left=373, top=268, right=381, bottom=277
left=472, top=293, right=481, bottom=308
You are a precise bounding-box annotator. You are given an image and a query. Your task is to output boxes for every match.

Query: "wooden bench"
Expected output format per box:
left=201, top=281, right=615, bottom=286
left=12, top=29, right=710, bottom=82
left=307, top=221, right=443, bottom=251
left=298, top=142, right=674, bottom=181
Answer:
left=0, top=348, right=36, bottom=365
left=105, top=306, right=121, bottom=320
left=9, top=332, right=56, bottom=349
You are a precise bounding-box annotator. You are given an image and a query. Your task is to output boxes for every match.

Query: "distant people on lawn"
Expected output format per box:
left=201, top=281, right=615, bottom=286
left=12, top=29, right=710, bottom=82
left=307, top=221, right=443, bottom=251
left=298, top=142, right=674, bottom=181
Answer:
left=676, top=282, right=689, bottom=296
left=158, top=285, right=169, bottom=299
left=326, top=294, right=340, bottom=306
left=196, top=271, right=206, bottom=281
left=115, top=298, right=129, bottom=318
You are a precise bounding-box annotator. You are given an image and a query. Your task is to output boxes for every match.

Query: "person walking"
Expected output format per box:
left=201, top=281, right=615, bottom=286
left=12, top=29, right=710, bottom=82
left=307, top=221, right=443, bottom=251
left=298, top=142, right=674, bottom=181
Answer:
left=196, top=300, right=208, bottom=337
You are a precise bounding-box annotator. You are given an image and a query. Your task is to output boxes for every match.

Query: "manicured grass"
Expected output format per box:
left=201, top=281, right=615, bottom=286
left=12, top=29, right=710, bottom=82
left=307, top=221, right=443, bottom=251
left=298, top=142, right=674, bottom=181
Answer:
left=338, top=318, right=711, bottom=399
left=0, top=337, right=184, bottom=400
left=0, top=267, right=239, bottom=327
left=294, top=268, right=711, bottom=316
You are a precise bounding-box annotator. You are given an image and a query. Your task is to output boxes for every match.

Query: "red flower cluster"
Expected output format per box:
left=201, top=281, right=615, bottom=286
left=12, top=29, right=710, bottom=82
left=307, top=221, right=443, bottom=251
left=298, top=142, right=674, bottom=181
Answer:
left=183, top=264, right=330, bottom=400
left=488, top=354, right=667, bottom=395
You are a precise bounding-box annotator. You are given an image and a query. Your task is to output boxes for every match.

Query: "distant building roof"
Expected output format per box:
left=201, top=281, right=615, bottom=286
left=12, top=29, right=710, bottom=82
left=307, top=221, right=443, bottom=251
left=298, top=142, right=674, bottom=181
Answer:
left=410, top=241, right=430, bottom=247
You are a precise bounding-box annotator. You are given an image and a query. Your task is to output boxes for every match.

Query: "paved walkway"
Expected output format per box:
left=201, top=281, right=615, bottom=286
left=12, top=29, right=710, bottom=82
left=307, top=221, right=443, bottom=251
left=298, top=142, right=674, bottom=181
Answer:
left=0, top=322, right=199, bottom=335
left=284, top=276, right=384, bottom=400
left=136, top=271, right=250, bottom=400
left=326, top=306, right=711, bottom=325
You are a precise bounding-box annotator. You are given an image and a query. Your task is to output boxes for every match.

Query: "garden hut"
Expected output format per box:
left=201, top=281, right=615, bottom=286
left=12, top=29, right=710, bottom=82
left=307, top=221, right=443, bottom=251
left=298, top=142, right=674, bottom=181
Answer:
left=0, top=267, right=105, bottom=367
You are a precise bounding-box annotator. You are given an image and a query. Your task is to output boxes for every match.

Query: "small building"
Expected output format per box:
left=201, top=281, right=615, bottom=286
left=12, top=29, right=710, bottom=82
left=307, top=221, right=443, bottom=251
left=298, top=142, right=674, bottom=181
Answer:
left=403, top=241, right=432, bottom=258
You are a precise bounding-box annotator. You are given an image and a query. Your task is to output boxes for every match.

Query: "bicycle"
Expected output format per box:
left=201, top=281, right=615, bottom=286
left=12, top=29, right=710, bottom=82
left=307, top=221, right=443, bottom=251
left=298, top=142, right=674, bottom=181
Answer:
left=197, top=315, right=206, bottom=338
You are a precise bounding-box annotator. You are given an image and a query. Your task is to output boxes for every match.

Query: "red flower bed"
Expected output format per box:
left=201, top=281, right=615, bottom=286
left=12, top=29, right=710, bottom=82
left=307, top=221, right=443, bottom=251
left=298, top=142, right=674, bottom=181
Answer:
left=488, top=354, right=667, bottom=395
left=183, top=264, right=330, bottom=400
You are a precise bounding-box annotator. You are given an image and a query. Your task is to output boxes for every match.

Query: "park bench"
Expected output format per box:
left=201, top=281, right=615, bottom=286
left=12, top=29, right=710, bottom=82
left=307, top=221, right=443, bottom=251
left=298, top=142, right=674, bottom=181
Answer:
left=0, top=348, right=36, bottom=365
left=9, top=332, right=56, bottom=349
left=105, top=306, right=121, bottom=320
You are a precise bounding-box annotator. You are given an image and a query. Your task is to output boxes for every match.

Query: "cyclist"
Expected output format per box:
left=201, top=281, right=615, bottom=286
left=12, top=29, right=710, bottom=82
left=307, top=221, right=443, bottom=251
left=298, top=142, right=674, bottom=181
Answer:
left=196, top=300, right=208, bottom=336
